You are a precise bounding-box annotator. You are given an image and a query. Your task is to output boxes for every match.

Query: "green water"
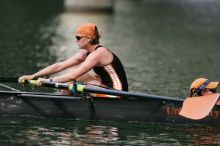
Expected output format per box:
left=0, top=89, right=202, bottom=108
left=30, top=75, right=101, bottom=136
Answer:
left=1, top=117, right=220, bottom=146
left=0, top=0, right=220, bottom=145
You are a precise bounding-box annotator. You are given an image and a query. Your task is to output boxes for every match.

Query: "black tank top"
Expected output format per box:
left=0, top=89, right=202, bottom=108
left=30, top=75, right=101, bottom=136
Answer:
left=89, top=45, right=128, bottom=91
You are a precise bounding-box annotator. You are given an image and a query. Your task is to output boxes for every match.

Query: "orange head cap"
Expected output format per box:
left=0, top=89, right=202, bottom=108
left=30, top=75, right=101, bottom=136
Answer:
left=76, top=23, right=97, bottom=39
left=190, top=78, right=219, bottom=91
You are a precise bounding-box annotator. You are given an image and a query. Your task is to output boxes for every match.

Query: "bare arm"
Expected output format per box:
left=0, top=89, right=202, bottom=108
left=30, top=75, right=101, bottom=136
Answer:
left=33, top=51, right=87, bottom=77
left=52, top=49, right=103, bottom=83
left=18, top=50, right=88, bottom=82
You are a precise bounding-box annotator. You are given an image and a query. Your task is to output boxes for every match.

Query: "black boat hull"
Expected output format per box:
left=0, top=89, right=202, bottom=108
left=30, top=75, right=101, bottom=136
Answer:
left=0, top=93, right=220, bottom=125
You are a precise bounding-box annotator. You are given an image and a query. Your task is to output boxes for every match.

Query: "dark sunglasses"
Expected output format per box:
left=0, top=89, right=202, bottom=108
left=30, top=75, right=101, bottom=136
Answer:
left=75, top=36, right=83, bottom=41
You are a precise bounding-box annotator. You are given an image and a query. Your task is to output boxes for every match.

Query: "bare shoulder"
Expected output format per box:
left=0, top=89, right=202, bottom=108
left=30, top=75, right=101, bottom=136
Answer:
left=92, top=46, right=113, bottom=65
left=94, top=46, right=111, bottom=55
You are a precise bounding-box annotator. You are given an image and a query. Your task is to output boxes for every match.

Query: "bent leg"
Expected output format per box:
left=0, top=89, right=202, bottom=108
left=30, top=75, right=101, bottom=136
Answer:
left=78, top=72, right=120, bottom=98
left=60, top=70, right=120, bottom=98
left=60, top=71, right=101, bottom=95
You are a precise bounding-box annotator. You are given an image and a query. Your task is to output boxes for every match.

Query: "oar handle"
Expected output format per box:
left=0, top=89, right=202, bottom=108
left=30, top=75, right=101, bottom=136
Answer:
left=27, top=80, right=37, bottom=85
left=27, top=80, right=70, bottom=90
left=27, top=80, right=86, bottom=94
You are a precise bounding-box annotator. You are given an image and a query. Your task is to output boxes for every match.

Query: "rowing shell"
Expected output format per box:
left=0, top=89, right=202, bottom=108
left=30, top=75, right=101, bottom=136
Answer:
left=0, top=90, right=220, bottom=126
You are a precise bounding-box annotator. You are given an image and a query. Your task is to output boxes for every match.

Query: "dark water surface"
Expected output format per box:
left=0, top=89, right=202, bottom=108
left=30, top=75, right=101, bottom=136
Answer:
left=0, top=0, right=220, bottom=145
left=1, top=117, right=220, bottom=146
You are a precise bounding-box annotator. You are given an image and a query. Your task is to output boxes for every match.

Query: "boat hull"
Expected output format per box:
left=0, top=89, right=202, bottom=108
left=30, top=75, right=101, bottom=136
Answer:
left=0, top=93, right=220, bottom=125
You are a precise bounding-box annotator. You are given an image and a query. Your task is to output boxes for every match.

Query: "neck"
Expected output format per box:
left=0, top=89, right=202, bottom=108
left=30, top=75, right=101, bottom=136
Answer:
left=86, top=44, right=99, bottom=53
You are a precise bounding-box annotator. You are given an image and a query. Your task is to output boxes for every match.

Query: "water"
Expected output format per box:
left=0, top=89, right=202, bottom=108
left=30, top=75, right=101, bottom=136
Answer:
left=1, top=117, right=220, bottom=146
left=0, top=0, right=220, bottom=145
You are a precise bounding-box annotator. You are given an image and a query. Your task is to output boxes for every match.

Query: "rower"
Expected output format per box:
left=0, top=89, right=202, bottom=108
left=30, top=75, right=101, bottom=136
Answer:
left=189, top=78, right=219, bottom=97
left=18, top=23, right=128, bottom=97
left=179, top=78, right=220, bottom=120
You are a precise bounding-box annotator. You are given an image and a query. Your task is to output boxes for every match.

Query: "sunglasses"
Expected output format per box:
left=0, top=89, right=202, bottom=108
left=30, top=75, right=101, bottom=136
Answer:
left=75, top=36, right=84, bottom=41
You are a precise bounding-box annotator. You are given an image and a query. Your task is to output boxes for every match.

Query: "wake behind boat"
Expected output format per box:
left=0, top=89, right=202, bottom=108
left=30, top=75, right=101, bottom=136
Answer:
left=0, top=80, right=220, bottom=126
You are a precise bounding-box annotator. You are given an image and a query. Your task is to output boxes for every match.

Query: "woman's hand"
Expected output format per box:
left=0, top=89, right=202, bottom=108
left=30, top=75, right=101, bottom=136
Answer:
left=36, top=78, right=47, bottom=86
left=18, top=75, right=34, bottom=84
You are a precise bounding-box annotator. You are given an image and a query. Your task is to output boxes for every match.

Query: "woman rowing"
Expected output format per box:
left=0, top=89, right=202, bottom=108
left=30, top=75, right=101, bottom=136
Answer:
left=189, top=78, right=219, bottom=97
left=18, top=23, right=128, bottom=97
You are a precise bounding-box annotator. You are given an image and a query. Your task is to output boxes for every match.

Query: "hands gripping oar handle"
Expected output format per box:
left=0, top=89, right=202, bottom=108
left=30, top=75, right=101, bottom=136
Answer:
left=25, top=80, right=86, bottom=95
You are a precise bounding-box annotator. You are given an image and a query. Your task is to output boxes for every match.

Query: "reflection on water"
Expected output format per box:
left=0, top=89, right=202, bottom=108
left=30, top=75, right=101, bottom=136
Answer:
left=183, top=127, right=220, bottom=145
left=25, top=125, right=119, bottom=146
left=25, top=127, right=73, bottom=145
left=1, top=117, right=220, bottom=145
left=73, top=125, right=119, bottom=145
left=0, top=118, right=119, bottom=146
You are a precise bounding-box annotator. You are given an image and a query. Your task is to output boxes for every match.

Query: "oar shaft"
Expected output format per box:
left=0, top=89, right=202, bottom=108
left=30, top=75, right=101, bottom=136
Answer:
left=44, top=82, right=69, bottom=89
left=0, top=90, right=82, bottom=100
left=28, top=80, right=69, bottom=90
left=20, top=94, right=81, bottom=100
left=83, top=86, right=183, bottom=102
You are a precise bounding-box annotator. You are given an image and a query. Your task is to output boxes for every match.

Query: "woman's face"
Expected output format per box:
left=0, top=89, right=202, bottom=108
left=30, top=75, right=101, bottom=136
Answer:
left=201, top=89, right=214, bottom=96
left=75, top=35, right=91, bottom=49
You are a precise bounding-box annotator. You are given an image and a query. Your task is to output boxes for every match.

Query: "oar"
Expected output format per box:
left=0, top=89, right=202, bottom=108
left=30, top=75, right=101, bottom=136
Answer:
left=179, top=93, right=220, bottom=120
left=26, top=80, right=184, bottom=102
left=0, top=83, right=21, bottom=91
left=0, top=90, right=82, bottom=100
left=0, top=77, right=19, bottom=82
